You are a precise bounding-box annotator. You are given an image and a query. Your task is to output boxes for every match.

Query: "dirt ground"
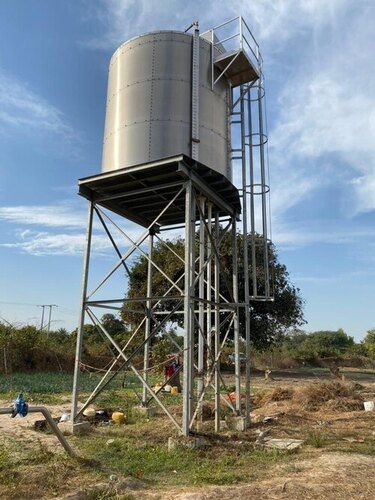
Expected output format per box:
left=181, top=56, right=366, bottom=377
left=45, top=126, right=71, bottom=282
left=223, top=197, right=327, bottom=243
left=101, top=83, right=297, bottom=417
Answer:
left=0, top=369, right=374, bottom=499
left=134, top=452, right=375, bottom=499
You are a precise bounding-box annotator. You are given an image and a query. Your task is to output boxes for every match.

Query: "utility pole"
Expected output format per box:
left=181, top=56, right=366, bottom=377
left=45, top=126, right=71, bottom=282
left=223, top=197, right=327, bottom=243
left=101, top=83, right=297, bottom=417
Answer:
left=38, top=304, right=58, bottom=333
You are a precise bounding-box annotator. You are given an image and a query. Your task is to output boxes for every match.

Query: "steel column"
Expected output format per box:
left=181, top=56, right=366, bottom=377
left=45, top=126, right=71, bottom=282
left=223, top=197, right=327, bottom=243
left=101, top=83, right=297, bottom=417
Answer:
left=197, top=197, right=205, bottom=427
left=71, top=201, right=94, bottom=422
left=240, top=86, right=251, bottom=427
left=206, top=202, right=213, bottom=380
left=142, top=230, right=154, bottom=405
left=258, top=78, right=270, bottom=298
left=182, top=181, right=196, bottom=435
left=247, top=85, right=258, bottom=296
left=214, top=213, right=221, bottom=432
left=232, top=218, right=241, bottom=413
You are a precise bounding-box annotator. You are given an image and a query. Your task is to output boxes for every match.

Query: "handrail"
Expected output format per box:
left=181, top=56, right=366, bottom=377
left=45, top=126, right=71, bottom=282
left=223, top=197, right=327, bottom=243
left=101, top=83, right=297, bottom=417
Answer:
left=241, top=17, right=259, bottom=48
left=214, top=33, right=239, bottom=46
left=210, top=15, right=261, bottom=70
left=211, top=16, right=240, bottom=31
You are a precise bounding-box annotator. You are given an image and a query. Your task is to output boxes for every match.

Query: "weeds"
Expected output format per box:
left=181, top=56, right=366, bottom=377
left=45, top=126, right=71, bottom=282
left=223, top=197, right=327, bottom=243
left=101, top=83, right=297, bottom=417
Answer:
left=306, top=432, right=326, bottom=448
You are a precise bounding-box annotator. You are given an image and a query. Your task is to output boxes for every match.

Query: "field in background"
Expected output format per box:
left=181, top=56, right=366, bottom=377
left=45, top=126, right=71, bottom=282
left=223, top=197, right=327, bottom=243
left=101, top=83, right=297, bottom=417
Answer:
left=0, top=368, right=374, bottom=499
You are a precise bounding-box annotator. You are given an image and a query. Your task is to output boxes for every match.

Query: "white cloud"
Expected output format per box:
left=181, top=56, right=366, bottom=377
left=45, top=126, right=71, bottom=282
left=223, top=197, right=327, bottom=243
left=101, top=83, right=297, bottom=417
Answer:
left=0, top=201, right=148, bottom=256
left=0, top=204, right=86, bottom=228
left=0, top=70, right=79, bottom=153
left=0, top=229, right=111, bottom=256
left=86, top=0, right=349, bottom=50
left=273, top=219, right=375, bottom=249
left=271, top=68, right=375, bottom=211
left=267, top=1, right=375, bottom=218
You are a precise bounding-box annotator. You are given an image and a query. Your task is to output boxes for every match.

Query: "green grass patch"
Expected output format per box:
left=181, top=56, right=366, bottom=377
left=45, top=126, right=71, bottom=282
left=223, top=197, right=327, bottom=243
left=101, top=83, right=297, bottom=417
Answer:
left=77, top=433, right=292, bottom=487
left=0, top=372, right=145, bottom=406
left=306, top=432, right=327, bottom=448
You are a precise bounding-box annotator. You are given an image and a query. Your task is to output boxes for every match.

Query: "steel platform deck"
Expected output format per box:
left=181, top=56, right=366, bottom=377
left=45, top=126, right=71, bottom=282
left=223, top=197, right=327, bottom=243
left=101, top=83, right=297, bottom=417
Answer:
left=78, top=155, right=241, bottom=228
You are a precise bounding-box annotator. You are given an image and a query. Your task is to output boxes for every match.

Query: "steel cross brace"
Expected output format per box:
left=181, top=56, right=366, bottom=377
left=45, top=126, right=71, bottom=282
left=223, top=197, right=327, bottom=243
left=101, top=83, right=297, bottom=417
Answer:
left=72, top=174, right=242, bottom=437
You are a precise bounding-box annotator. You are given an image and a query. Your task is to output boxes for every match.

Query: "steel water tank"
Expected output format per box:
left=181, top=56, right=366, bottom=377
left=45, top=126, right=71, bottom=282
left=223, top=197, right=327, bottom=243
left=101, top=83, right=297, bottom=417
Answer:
left=101, top=31, right=231, bottom=180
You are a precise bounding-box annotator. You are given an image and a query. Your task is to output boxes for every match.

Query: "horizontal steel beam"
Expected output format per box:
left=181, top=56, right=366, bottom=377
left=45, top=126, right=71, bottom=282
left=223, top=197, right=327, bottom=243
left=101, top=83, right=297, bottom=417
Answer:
left=177, top=162, right=238, bottom=218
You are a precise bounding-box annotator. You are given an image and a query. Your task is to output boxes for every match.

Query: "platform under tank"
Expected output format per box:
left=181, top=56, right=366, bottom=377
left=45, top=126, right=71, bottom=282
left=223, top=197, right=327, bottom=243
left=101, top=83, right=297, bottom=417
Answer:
left=101, top=30, right=232, bottom=180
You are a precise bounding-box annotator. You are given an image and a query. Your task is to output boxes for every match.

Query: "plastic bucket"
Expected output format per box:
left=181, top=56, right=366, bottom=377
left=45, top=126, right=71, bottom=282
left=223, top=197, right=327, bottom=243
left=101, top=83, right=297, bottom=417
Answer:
left=112, top=411, right=125, bottom=424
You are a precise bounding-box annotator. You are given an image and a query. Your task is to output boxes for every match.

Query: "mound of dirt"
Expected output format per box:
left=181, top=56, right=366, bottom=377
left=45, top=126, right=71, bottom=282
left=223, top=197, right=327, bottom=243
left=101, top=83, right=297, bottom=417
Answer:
left=254, top=381, right=364, bottom=413
left=255, top=386, right=294, bottom=406
left=293, top=381, right=362, bottom=411
left=321, top=398, right=363, bottom=412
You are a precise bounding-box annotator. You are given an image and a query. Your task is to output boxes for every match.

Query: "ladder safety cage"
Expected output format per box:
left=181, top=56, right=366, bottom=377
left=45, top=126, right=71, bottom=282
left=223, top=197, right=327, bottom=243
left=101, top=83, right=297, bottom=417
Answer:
left=218, top=18, right=273, bottom=302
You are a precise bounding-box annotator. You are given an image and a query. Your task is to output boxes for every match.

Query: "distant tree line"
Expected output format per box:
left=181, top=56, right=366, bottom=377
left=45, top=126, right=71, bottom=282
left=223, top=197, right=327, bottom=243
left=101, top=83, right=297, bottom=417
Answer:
left=0, top=318, right=374, bottom=374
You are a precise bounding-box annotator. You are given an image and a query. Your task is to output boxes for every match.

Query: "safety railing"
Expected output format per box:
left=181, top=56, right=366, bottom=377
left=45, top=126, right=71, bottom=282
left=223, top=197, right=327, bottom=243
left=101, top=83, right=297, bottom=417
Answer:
left=210, top=16, right=262, bottom=75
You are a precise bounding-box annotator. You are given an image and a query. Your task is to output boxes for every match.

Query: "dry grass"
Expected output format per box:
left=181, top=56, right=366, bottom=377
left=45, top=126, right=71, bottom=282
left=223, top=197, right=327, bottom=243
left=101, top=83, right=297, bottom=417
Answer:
left=293, top=381, right=362, bottom=411
left=255, top=386, right=294, bottom=406
left=254, top=381, right=364, bottom=413
left=321, top=398, right=363, bottom=412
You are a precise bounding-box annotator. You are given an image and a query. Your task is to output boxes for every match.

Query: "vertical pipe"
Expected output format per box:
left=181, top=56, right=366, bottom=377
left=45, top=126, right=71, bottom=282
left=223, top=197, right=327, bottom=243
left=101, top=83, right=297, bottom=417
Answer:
left=197, top=197, right=205, bottom=428
left=142, top=231, right=154, bottom=405
left=211, top=30, right=214, bottom=90
left=258, top=78, right=270, bottom=298
left=206, top=202, right=212, bottom=379
left=182, top=181, right=195, bottom=436
left=248, top=85, right=257, bottom=297
left=232, top=218, right=241, bottom=414
left=71, top=201, right=94, bottom=423
left=191, top=23, right=200, bottom=161
left=239, top=16, right=243, bottom=50
left=240, top=86, right=251, bottom=427
left=214, top=213, right=221, bottom=432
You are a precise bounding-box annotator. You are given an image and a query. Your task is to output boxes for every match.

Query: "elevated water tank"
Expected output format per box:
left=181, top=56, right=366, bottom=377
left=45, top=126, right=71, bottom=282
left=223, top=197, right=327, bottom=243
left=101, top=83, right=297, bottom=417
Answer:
left=101, top=31, right=231, bottom=180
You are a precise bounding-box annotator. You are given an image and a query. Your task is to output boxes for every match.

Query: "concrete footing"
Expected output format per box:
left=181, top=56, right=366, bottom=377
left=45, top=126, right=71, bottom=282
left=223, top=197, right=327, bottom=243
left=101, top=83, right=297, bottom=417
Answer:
left=132, top=406, right=156, bottom=417
left=58, top=421, right=91, bottom=436
left=225, top=415, right=247, bottom=431
left=167, top=436, right=205, bottom=451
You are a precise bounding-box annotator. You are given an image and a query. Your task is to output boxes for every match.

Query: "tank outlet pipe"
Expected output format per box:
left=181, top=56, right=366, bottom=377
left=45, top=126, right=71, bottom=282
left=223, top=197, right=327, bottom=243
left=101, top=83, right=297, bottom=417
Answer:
left=0, top=406, right=75, bottom=457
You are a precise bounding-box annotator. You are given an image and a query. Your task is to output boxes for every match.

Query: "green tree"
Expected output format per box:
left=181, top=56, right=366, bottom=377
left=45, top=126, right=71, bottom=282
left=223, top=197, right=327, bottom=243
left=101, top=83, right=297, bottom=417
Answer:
left=295, top=328, right=354, bottom=362
left=72, top=314, right=129, bottom=344
left=121, top=232, right=305, bottom=349
left=364, top=328, right=375, bottom=358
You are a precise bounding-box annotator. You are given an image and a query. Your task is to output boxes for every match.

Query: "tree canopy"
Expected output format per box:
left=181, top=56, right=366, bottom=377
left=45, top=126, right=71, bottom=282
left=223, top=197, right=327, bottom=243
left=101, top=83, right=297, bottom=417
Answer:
left=121, top=231, right=305, bottom=349
left=364, top=328, right=375, bottom=357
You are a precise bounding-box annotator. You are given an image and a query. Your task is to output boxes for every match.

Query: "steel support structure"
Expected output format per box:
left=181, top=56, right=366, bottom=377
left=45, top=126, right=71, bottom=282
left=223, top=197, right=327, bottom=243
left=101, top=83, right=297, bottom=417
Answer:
left=71, top=171, right=243, bottom=436
left=72, top=15, right=272, bottom=436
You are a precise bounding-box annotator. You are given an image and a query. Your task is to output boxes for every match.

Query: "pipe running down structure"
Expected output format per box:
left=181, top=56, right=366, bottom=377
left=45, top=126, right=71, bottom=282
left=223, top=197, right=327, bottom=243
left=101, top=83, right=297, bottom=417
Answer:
left=72, top=16, right=272, bottom=436
left=0, top=406, right=75, bottom=457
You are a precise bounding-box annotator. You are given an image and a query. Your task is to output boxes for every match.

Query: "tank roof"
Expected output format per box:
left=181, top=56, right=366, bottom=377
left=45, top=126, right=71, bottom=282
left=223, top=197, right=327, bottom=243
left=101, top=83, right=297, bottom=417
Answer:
left=110, top=29, right=211, bottom=61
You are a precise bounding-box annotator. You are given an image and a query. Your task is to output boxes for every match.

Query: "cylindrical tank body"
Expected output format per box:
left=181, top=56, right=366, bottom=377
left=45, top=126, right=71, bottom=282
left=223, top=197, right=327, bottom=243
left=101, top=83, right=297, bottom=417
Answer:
left=101, top=31, right=231, bottom=180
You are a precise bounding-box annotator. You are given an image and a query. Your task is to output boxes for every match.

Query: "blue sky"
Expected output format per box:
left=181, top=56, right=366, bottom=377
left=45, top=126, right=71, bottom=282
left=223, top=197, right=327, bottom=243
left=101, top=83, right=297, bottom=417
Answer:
left=0, top=0, right=374, bottom=340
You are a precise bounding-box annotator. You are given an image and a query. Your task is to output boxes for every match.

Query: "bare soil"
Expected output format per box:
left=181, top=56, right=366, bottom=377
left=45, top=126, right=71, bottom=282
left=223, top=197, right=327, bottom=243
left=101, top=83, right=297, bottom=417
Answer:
left=0, top=369, right=374, bottom=499
left=136, top=453, right=375, bottom=499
